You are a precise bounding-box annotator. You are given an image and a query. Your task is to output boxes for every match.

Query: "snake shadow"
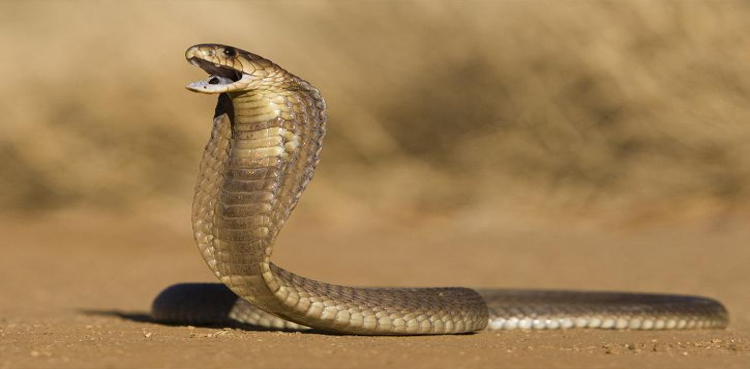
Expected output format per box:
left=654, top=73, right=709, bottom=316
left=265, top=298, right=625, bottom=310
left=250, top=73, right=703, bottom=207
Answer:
left=78, top=308, right=343, bottom=335
left=78, top=309, right=478, bottom=336
left=79, top=283, right=482, bottom=336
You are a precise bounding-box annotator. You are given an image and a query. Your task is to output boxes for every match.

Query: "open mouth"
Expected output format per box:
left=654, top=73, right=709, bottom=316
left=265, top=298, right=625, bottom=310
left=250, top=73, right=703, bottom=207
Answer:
left=186, top=57, right=250, bottom=93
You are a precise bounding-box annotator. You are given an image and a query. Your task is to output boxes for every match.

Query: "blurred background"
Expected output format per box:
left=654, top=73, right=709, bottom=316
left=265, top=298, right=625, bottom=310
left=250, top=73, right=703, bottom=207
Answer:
left=1, top=1, right=749, bottom=229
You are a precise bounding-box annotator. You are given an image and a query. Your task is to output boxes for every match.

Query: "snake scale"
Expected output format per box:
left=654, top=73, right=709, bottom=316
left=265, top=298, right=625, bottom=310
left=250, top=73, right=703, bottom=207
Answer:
left=151, top=44, right=729, bottom=335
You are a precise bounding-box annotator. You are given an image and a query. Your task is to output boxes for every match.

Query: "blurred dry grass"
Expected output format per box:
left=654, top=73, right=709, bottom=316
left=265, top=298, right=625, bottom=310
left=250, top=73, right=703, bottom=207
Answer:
left=2, top=1, right=750, bottom=227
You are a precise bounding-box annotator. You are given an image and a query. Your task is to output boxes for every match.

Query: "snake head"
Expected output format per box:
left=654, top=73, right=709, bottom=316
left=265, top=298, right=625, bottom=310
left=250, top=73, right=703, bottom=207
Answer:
left=185, top=44, right=284, bottom=94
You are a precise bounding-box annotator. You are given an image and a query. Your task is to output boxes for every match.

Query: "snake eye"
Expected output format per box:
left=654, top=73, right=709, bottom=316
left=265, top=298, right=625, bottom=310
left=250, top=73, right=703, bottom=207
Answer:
left=223, top=47, right=237, bottom=57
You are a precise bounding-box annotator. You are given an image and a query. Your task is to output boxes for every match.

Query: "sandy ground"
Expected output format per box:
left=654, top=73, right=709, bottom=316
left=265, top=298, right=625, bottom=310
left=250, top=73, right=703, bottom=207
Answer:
left=0, top=209, right=748, bottom=369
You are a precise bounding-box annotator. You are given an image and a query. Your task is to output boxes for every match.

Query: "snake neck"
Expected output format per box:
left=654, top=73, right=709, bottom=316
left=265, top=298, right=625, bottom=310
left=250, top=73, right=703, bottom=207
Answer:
left=192, top=82, right=327, bottom=315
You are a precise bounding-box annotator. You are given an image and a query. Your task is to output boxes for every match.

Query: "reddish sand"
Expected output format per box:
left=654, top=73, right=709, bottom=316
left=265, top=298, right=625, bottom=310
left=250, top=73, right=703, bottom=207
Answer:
left=1, top=210, right=748, bottom=369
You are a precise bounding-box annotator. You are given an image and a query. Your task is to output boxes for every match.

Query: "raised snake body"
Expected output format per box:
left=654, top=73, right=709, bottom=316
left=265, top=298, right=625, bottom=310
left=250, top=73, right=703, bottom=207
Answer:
left=151, top=44, right=729, bottom=335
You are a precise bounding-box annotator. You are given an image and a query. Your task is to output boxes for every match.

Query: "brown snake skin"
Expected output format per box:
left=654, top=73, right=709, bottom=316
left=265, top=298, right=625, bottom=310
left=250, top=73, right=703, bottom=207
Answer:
left=151, top=44, right=729, bottom=335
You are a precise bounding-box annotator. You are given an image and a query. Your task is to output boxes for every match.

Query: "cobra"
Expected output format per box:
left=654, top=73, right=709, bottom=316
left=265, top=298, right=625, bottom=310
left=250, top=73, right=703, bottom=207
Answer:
left=151, top=44, right=729, bottom=335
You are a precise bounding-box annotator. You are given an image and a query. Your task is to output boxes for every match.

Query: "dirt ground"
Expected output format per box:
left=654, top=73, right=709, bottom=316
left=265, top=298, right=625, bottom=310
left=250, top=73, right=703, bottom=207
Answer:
left=1, top=209, right=748, bottom=369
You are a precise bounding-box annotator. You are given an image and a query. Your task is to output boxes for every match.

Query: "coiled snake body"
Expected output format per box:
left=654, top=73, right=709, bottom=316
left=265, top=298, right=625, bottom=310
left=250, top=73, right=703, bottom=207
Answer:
left=151, top=44, right=728, bottom=335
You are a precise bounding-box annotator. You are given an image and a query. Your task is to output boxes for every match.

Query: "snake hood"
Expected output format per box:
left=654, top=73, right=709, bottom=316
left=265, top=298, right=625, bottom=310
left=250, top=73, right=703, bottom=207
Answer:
left=185, top=44, right=288, bottom=94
